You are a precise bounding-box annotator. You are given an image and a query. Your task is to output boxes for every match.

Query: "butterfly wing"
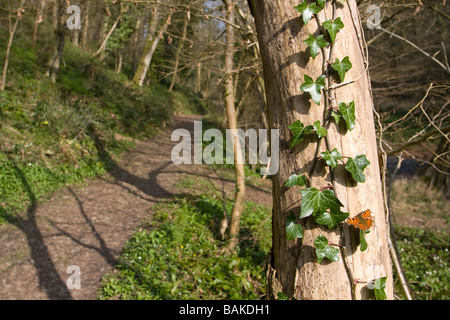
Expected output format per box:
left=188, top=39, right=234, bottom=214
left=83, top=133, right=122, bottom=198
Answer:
left=361, top=209, right=373, bottom=230
left=346, top=209, right=373, bottom=231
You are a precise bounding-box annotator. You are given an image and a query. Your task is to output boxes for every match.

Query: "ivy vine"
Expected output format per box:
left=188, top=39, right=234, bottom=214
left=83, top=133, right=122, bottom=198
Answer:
left=281, top=0, right=387, bottom=300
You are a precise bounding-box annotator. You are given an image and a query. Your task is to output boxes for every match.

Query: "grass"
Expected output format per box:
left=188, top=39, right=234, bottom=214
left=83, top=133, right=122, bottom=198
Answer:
left=390, top=177, right=450, bottom=300
left=394, top=226, right=449, bottom=300
left=98, top=192, right=271, bottom=300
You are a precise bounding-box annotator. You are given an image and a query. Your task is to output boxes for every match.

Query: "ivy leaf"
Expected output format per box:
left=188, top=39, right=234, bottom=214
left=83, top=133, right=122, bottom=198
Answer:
left=320, top=148, right=343, bottom=168
left=338, top=101, right=356, bottom=131
left=314, top=235, right=340, bottom=263
left=304, top=34, right=329, bottom=60
left=314, top=209, right=349, bottom=229
left=331, top=110, right=342, bottom=124
left=345, top=154, right=371, bottom=183
left=299, top=187, right=343, bottom=218
left=277, top=292, right=289, bottom=300
left=286, top=211, right=304, bottom=240
left=284, top=173, right=308, bottom=187
left=360, top=230, right=369, bottom=252
left=288, top=120, right=314, bottom=149
left=313, top=120, right=327, bottom=138
left=331, top=56, right=352, bottom=82
left=371, top=277, right=387, bottom=300
left=322, top=17, right=344, bottom=43
left=316, top=0, right=326, bottom=8
left=300, top=74, right=326, bottom=105
left=294, top=1, right=322, bottom=25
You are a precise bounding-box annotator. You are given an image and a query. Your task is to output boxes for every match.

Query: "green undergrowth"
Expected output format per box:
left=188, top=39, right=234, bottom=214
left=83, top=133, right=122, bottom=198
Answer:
left=0, top=29, right=205, bottom=224
left=98, top=192, right=271, bottom=300
left=394, top=225, right=449, bottom=300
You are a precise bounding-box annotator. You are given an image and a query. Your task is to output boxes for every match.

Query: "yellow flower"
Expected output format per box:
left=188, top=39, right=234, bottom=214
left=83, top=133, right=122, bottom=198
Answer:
left=180, top=245, right=184, bottom=249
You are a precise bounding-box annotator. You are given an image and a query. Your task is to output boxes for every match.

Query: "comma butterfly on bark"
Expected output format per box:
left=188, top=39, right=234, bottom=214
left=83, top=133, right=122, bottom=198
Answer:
left=346, top=209, right=373, bottom=231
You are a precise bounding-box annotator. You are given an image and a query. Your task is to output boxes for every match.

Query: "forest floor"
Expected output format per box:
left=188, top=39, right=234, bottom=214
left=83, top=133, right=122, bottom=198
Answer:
left=0, top=114, right=272, bottom=300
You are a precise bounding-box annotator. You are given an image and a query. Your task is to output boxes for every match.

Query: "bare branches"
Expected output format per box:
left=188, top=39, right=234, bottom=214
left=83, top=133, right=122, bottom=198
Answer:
left=378, top=27, right=450, bottom=76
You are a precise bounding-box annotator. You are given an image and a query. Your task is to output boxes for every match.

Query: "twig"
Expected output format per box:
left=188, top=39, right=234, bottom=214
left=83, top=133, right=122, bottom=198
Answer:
left=378, top=27, right=450, bottom=76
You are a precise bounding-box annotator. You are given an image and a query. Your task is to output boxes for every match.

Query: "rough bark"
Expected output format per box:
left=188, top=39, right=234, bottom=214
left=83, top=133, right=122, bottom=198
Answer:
left=248, top=0, right=393, bottom=299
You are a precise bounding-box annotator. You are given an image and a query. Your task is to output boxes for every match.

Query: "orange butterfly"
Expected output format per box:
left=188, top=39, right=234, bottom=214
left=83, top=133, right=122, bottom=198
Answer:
left=346, top=209, right=373, bottom=231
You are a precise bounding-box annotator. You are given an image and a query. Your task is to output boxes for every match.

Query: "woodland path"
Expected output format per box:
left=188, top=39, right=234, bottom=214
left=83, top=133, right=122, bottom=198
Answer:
left=0, top=114, right=271, bottom=300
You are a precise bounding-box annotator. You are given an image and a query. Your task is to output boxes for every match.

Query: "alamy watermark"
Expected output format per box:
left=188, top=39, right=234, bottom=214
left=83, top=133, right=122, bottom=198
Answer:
left=66, top=265, right=81, bottom=290
left=171, top=121, right=280, bottom=175
left=66, top=5, right=81, bottom=30
left=367, top=5, right=381, bottom=30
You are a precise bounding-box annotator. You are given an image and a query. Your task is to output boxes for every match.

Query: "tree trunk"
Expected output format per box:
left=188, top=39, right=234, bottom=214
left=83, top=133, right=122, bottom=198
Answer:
left=46, top=0, right=66, bottom=83
left=81, top=0, right=90, bottom=48
left=1, top=0, right=26, bottom=91
left=248, top=0, right=393, bottom=299
left=32, top=0, right=45, bottom=46
left=222, top=0, right=246, bottom=252
left=169, top=3, right=190, bottom=92
left=94, top=6, right=124, bottom=58
left=133, top=2, right=179, bottom=87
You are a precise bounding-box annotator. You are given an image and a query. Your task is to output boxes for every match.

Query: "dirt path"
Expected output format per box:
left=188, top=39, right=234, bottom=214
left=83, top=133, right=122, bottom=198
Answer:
left=0, top=115, right=271, bottom=300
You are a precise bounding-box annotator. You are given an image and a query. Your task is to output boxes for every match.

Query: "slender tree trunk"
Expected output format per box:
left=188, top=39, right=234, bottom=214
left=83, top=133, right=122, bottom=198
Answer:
left=1, top=1, right=25, bottom=91
left=72, top=29, right=80, bottom=46
left=32, top=0, right=45, bottom=46
left=132, top=6, right=162, bottom=86
left=169, top=3, right=190, bottom=92
left=221, top=0, right=245, bottom=252
left=131, top=7, right=146, bottom=73
left=81, top=0, right=90, bottom=48
left=115, top=51, right=123, bottom=74
left=46, top=0, right=66, bottom=83
left=93, top=8, right=124, bottom=58
left=249, top=0, right=393, bottom=299
left=196, top=61, right=202, bottom=93
left=133, top=2, right=179, bottom=87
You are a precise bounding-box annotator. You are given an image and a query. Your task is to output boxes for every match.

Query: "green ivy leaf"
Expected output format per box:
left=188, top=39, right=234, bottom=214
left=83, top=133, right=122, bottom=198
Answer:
left=277, top=292, right=289, bottom=300
left=331, top=56, right=352, bottom=82
left=331, top=110, right=342, bottom=124
left=360, top=229, right=369, bottom=252
left=316, top=0, right=326, bottom=8
left=300, top=74, right=326, bottom=105
left=313, top=120, right=327, bottom=138
left=299, top=187, right=343, bottom=218
left=284, top=173, right=308, bottom=187
left=322, top=17, right=344, bottom=43
left=304, top=34, right=329, bottom=59
left=294, top=1, right=322, bottom=25
left=286, top=211, right=304, bottom=240
left=288, top=120, right=314, bottom=149
left=372, top=277, right=387, bottom=300
left=314, top=209, right=349, bottom=229
left=320, top=148, right=343, bottom=168
left=314, top=235, right=340, bottom=263
left=345, top=154, right=371, bottom=183
left=338, top=101, right=356, bottom=131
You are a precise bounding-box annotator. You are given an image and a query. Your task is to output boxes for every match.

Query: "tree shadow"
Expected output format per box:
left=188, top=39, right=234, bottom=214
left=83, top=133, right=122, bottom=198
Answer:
left=46, top=186, right=117, bottom=267
left=2, top=155, right=73, bottom=300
